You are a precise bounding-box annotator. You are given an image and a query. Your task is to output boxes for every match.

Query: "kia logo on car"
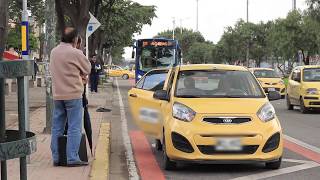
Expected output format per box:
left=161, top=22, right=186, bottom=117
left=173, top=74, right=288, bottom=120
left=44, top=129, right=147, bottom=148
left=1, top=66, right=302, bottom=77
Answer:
left=223, top=118, right=233, bottom=123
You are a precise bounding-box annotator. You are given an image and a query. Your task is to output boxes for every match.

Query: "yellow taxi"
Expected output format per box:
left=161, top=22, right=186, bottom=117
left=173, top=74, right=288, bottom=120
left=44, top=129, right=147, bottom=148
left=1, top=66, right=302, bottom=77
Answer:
left=286, top=65, right=320, bottom=113
left=128, top=64, right=283, bottom=170
left=250, top=68, right=286, bottom=98
left=105, top=65, right=135, bottom=79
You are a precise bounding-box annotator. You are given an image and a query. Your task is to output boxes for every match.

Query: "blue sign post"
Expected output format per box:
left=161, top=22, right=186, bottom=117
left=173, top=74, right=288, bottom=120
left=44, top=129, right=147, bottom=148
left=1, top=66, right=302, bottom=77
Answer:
left=21, top=21, right=29, bottom=56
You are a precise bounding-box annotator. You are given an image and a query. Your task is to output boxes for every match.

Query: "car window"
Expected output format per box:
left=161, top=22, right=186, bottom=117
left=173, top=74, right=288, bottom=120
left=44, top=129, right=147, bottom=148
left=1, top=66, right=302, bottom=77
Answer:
left=303, top=68, right=320, bottom=82
left=175, top=70, right=265, bottom=98
left=139, top=70, right=168, bottom=91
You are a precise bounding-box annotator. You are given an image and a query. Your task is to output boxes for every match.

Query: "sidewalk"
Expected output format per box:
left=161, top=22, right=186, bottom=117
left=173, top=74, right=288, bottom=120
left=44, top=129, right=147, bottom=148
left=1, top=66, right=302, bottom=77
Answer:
left=4, top=84, right=113, bottom=180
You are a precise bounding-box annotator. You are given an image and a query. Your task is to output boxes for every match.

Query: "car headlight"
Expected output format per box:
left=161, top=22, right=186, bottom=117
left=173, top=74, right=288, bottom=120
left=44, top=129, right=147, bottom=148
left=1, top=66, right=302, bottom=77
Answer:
left=172, top=102, right=196, bottom=122
left=257, top=102, right=276, bottom=122
left=306, top=88, right=319, bottom=95
left=137, top=75, right=142, bottom=79
left=279, top=80, right=284, bottom=85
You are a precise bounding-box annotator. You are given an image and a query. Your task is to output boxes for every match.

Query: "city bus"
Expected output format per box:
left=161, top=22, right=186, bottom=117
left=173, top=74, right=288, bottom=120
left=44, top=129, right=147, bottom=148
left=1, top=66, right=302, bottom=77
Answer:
left=132, top=38, right=182, bottom=82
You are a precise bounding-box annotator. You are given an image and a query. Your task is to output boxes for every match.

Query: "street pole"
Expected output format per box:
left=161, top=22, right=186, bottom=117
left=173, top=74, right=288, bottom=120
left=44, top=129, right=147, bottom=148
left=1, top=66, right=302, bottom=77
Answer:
left=172, top=18, right=176, bottom=39
left=180, top=19, right=183, bottom=34
left=196, top=0, right=199, bottom=31
left=43, top=0, right=55, bottom=134
left=246, top=0, right=250, bottom=67
left=21, top=0, right=31, bottom=167
left=293, top=0, right=296, bottom=10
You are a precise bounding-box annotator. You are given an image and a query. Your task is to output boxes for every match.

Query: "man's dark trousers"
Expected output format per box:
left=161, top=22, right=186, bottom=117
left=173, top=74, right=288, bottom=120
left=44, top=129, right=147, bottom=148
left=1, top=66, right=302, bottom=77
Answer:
left=90, top=74, right=99, bottom=92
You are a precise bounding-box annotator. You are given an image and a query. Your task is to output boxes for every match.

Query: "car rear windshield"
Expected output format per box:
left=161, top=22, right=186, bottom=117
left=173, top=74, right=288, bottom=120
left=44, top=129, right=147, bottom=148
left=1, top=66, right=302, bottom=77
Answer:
left=175, top=70, right=265, bottom=98
left=303, top=68, right=320, bottom=82
left=253, top=70, right=279, bottom=78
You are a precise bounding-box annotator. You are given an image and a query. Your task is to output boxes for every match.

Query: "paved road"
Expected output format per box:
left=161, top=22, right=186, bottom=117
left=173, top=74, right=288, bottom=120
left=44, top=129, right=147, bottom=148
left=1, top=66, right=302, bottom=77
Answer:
left=113, top=78, right=320, bottom=180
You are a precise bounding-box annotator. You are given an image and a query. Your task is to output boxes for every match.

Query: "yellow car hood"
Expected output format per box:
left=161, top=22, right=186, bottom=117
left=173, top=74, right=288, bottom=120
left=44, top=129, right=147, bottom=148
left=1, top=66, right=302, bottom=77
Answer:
left=303, top=82, right=320, bottom=90
left=176, top=98, right=267, bottom=114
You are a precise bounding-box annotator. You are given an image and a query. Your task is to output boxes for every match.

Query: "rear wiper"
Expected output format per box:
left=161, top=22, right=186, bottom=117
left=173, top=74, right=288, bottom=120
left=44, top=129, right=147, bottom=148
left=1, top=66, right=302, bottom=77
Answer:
left=176, top=95, right=201, bottom=98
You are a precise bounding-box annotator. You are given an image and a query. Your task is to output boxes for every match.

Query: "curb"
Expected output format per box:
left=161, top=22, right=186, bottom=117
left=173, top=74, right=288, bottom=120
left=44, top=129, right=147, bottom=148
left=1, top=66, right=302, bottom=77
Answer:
left=90, top=123, right=111, bottom=180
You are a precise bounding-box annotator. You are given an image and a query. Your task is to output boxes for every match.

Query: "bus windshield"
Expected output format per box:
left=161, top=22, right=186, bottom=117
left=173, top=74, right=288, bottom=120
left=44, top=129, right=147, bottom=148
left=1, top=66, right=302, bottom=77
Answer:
left=139, top=46, right=175, bottom=72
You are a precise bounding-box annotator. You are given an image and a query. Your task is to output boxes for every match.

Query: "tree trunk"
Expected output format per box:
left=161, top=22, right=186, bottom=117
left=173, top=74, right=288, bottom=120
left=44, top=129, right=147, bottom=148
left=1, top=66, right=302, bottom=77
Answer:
left=0, top=0, right=9, bottom=60
left=55, top=0, right=91, bottom=44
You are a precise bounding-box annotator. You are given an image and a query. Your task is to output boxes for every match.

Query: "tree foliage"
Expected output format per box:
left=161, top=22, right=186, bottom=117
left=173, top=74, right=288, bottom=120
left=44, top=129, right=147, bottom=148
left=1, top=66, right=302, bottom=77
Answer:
left=6, top=26, right=38, bottom=50
left=95, top=0, right=156, bottom=62
left=0, top=0, right=9, bottom=59
left=54, top=0, right=156, bottom=63
left=9, top=0, right=45, bottom=24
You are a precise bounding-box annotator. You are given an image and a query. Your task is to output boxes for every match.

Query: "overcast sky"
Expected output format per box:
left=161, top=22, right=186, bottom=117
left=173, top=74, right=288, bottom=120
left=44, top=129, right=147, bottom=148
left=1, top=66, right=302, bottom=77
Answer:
left=124, top=0, right=307, bottom=59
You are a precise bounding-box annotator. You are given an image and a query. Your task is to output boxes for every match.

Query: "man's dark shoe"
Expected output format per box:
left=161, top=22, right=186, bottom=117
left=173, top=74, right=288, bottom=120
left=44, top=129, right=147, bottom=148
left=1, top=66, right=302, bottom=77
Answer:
left=53, top=162, right=60, bottom=167
left=67, top=161, right=89, bottom=167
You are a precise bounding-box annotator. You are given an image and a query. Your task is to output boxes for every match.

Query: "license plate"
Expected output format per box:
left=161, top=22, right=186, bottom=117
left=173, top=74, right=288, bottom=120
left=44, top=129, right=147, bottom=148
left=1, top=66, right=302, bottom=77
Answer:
left=216, top=138, right=242, bottom=151
left=268, top=88, right=276, bottom=91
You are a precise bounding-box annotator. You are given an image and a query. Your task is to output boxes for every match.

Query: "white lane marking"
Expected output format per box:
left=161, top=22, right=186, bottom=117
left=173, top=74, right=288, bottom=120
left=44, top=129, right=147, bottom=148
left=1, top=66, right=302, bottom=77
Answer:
left=230, top=159, right=320, bottom=180
left=283, top=158, right=317, bottom=164
left=116, top=78, right=139, bottom=180
left=284, top=134, right=320, bottom=154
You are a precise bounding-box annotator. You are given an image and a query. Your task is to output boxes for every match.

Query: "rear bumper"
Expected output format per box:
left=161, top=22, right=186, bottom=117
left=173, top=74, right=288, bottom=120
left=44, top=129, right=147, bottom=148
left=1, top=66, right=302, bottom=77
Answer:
left=262, top=85, right=286, bottom=96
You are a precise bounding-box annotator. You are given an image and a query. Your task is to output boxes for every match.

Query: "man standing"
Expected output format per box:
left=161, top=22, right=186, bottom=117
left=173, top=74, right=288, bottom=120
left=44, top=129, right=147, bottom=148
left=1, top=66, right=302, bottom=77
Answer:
left=89, top=55, right=101, bottom=93
left=50, top=27, right=91, bottom=167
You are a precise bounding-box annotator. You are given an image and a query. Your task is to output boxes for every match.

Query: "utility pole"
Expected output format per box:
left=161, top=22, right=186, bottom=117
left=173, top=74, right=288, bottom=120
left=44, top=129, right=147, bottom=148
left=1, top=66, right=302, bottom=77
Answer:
left=21, top=0, right=31, bottom=168
left=43, top=0, right=55, bottom=133
left=180, top=19, right=183, bottom=34
left=246, top=0, right=250, bottom=67
left=196, top=0, right=199, bottom=31
left=293, top=0, right=296, bottom=10
left=172, top=17, right=176, bottom=39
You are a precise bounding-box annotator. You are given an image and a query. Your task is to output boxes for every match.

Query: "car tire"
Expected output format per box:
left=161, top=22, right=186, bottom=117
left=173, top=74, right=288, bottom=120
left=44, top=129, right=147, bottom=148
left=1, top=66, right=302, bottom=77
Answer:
left=155, top=139, right=162, bottom=151
left=265, top=157, right=282, bottom=170
left=122, top=74, right=129, bottom=80
left=300, top=97, right=309, bottom=114
left=281, top=95, right=285, bottom=99
left=286, top=95, right=294, bottom=110
left=162, top=135, right=176, bottom=170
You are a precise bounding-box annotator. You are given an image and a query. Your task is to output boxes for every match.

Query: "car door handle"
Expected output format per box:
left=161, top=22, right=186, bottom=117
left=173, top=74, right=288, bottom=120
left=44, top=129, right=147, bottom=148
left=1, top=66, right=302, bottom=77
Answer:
left=129, top=94, right=137, bottom=98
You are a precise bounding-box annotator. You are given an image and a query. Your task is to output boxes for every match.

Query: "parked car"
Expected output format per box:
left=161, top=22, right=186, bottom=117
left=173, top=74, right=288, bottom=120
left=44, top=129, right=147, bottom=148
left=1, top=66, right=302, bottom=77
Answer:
left=286, top=65, right=320, bottom=113
left=105, top=65, right=135, bottom=79
left=250, top=68, right=286, bottom=98
left=128, top=64, right=283, bottom=170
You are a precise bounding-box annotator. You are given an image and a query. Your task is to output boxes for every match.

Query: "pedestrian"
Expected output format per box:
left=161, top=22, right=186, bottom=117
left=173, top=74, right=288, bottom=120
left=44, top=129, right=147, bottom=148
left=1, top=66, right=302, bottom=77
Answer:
left=89, top=55, right=101, bottom=93
left=49, top=27, right=91, bottom=167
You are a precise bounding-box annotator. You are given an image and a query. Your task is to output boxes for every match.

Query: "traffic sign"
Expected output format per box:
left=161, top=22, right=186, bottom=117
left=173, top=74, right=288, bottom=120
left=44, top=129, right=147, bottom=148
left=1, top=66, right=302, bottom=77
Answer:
left=86, top=13, right=101, bottom=38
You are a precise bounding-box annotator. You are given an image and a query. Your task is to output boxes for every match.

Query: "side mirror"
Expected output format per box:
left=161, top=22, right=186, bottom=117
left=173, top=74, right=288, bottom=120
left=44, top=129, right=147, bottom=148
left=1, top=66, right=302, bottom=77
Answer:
left=153, top=90, right=169, bottom=101
left=294, top=77, right=301, bottom=82
left=268, top=91, right=281, bottom=101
